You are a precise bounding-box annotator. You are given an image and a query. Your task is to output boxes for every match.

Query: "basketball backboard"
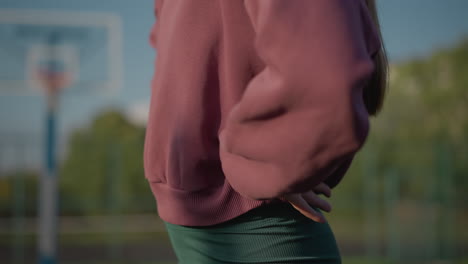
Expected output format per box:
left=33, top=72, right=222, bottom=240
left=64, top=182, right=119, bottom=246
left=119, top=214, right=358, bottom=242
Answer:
left=0, top=8, right=123, bottom=96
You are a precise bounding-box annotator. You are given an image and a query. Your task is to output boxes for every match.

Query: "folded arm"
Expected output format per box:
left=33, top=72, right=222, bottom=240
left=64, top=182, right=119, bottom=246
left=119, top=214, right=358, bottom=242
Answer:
left=220, top=0, right=378, bottom=200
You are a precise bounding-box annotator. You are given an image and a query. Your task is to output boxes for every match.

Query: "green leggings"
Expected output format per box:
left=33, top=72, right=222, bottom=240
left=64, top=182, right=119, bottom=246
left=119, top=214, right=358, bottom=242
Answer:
left=165, top=202, right=341, bottom=264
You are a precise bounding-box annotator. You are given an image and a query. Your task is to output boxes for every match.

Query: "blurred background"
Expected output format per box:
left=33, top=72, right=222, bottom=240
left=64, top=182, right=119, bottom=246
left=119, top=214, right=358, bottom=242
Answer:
left=0, top=0, right=467, bottom=263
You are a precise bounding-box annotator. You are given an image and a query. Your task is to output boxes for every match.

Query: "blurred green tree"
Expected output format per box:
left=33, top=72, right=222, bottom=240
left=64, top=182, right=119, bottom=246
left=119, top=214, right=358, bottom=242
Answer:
left=336, top=38, right=468, bottom=202
left=0, top=171, right=38, bottom=217
left=59, top=110, right=155, bottom=215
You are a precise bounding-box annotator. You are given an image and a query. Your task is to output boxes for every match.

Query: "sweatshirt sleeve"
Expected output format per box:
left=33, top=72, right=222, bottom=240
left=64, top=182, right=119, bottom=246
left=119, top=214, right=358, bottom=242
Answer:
left=219, top=0, right=380, bottom=200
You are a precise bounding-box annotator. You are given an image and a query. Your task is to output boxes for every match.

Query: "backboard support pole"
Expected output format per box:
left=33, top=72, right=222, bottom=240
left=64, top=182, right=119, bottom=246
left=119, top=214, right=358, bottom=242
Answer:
left=38, top=32, right=63, bottom=264
left=38, top=39, right=61, bottom=264
left=38, top=97, right=59, bottom=264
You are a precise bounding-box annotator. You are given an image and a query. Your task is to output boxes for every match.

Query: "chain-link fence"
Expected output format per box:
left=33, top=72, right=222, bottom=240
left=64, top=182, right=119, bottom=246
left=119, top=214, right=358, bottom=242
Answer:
left=0, top=133, right=467, bottom=264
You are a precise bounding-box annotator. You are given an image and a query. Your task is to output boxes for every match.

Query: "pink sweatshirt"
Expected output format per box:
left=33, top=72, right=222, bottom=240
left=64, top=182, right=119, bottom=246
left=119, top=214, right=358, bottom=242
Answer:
left=144, top=0, right=381, bottom=226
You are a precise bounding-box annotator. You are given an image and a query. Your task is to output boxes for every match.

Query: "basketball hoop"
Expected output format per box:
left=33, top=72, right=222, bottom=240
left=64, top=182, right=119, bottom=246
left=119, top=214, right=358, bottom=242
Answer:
left=35, top=60, right=72, bottom=96
left=27, top=44, right=78, bottom=97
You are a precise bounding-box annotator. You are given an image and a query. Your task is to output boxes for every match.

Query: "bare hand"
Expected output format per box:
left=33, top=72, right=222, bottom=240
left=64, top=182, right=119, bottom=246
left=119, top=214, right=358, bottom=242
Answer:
left=282, top=183, right=332, bottom=223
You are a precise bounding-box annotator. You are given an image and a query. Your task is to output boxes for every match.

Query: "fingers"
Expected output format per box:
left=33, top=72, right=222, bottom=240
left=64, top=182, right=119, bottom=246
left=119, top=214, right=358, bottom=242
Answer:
left=281, top=182, right=333, bottom=223
left=302, top=191, right=332, bottom=212
left=313, top=183, right=332, bottom=198
left=283, top=194, right=327, bottom=223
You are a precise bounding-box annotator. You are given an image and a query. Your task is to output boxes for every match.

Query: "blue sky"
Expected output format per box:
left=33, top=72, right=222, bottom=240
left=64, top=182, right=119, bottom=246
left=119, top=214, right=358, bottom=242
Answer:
left=0, top=0, right=468, bottom=139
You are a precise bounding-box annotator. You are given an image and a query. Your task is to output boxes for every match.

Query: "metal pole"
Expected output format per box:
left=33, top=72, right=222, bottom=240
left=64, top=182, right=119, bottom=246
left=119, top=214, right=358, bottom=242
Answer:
left=384, top=169, right=400, bottom=261
left=38, top=93, right=59, bottom=264
left=107, top=143, right=123, bottom=260
left=437, top=143, right=455, bottom=260
left=363, top=148, right=379, bottom=258
left=38, top=31, right=62, bottom=264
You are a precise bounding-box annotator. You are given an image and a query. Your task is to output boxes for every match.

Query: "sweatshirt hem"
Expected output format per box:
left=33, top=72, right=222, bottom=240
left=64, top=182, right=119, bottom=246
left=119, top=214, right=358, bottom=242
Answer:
left=148, top=180, right=269, bottom=226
